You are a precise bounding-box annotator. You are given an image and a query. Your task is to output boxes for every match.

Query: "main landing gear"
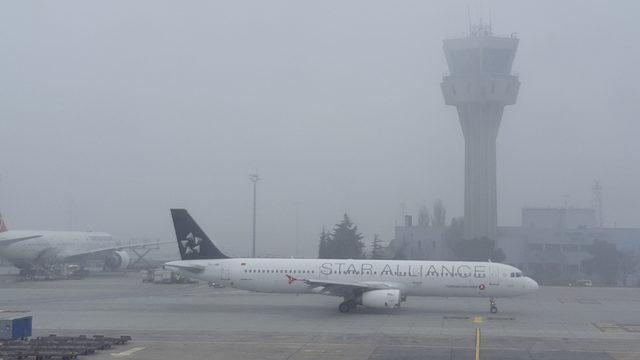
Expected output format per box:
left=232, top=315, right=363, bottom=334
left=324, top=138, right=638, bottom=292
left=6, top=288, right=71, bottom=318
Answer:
left=489, top=298, right=498, bottom=313
left=338, top=299, right=357, bottom=313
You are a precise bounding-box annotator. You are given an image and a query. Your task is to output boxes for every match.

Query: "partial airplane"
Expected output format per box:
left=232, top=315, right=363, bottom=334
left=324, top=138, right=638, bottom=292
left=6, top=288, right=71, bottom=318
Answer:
left=165, top=209, right=539, bottom=313
left=0, top=213, right=161, bottom=279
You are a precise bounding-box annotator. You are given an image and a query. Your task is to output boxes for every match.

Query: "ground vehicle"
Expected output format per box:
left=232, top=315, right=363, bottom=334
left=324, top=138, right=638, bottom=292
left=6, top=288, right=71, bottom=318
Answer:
left=569, top=279, right=592, bottom=287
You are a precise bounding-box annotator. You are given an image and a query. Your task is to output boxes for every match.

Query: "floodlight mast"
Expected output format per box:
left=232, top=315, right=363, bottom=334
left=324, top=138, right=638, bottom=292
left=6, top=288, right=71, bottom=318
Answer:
left=249, top=174, right=260, bottom=257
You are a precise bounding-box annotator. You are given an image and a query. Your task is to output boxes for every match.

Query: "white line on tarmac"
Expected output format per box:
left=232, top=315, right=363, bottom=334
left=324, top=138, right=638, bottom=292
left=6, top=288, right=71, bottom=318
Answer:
left=123, top=339, right=640, bottom=355
left=110, top=346, right=146, bottom=358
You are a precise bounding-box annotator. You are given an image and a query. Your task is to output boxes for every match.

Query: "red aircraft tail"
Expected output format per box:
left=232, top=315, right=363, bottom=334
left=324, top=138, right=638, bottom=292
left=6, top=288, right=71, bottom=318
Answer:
left=0, top=213, right=7, bottom=233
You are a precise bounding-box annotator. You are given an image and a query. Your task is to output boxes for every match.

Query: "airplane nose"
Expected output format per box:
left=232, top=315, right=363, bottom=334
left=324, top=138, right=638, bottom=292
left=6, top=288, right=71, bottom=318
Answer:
left=528, top=277, right=539, bottom=291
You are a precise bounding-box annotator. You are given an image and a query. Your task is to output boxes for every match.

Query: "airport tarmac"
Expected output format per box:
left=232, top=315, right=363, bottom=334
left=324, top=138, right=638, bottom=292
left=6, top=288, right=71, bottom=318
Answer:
left=2, top=270, right=640, bottom=359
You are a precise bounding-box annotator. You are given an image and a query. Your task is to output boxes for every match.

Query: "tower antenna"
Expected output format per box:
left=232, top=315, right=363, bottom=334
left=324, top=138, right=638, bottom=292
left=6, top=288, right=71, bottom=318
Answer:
left=467, top=4, right=472, bottom=36
left=489, top=7, right=493, bottom=34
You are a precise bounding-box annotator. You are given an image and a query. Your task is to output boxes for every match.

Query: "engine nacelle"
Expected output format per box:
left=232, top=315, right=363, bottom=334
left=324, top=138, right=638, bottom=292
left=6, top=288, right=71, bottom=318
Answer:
left=361, top=289, right=401, bottom=309
left=104, top=250, right=130, bottom=270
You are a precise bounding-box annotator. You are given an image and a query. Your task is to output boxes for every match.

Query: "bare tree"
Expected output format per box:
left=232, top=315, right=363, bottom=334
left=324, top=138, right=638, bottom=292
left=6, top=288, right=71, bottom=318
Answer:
left=370, top=234, right=386, bottom=259
left=432, top=199, right=446, bottom=227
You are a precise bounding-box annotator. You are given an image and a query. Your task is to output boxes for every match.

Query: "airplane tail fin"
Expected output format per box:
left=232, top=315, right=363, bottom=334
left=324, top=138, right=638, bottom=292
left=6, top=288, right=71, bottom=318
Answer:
left=0, top=213, right=7, bottom=233
left=170, top=209, right=229, bottom=260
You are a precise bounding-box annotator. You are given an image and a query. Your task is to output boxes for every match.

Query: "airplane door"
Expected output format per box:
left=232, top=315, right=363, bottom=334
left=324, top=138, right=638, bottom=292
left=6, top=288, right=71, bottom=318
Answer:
left=489, top=265, right=500, bottom=286
left=221, top=262, right=231, bottom=281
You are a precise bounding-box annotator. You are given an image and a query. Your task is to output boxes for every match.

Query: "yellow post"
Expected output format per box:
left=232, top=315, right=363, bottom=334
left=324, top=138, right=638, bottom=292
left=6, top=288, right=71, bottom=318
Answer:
left=475, top=327, right=481, bottom=360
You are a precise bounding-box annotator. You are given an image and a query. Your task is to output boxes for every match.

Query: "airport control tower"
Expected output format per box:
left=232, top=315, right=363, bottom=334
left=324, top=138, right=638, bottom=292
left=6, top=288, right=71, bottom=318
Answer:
left=441, top=24, right=520, bottom=240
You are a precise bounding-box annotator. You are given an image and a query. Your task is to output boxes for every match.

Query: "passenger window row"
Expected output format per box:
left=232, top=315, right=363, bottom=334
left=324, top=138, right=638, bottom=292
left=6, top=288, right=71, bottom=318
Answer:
left=244, top=269, right=315, bottom=274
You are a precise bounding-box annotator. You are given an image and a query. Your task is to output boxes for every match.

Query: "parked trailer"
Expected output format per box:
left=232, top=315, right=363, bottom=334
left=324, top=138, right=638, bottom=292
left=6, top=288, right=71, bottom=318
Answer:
left=0, top=314, right=32, bottom=340
left=0, top=334, right=131, bottom=359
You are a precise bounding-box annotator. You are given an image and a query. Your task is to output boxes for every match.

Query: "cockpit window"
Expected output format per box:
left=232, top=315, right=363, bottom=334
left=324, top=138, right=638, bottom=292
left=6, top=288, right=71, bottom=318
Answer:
left=510, top=272, right=523, bottom=278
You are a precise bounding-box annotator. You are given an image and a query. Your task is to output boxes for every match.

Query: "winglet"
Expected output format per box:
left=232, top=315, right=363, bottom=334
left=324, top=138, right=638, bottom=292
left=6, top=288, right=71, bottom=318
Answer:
left=0, top=213, right=7, bottom=233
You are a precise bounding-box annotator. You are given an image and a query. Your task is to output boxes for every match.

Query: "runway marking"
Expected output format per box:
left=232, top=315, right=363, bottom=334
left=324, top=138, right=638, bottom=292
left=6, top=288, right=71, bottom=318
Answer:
left=110, top=346, right=146, bottom=357
left=126, top=339, right=640, bottom=356
left=594, top=323, right=640, bottom=333
left=621, top=324, right=640, bottom=333
left=472, top=316, right=484, bottom=324
left=593, top=323, right=625, bottom=332
left=577, top=298, right=602, bottom=305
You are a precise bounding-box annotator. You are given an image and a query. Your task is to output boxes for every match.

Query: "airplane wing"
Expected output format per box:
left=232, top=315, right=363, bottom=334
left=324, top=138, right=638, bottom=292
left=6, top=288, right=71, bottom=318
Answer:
left=299, top=278, right=400, bottom=297
left=57, top=241, right=175, bottom=260
left=164, top=263, right=206, bottom=273
left=0, top=235, right=43, bottom=246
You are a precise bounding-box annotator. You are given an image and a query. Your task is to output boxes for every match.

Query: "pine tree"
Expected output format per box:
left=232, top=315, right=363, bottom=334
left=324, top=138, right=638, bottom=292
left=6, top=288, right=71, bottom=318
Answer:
left=328, top=214, right=365, bottom=259
left=317, top=227, right=331, bottom=259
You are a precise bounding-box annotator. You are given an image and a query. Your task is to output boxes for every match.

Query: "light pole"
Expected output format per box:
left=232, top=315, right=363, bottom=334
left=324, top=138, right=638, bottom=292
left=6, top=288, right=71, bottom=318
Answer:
left=294, top=202, right=299, bottom=258
left=249, top=174, right=260, bottom=258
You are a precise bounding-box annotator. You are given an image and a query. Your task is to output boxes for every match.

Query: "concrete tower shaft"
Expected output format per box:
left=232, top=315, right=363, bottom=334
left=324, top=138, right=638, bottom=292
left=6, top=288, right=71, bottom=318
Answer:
left=441, top=31, right=520, bottom=240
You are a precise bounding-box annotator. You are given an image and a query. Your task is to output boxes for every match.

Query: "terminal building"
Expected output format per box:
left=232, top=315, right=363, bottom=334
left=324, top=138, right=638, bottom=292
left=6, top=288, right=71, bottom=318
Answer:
left=393, top=207, right=640, bottom=284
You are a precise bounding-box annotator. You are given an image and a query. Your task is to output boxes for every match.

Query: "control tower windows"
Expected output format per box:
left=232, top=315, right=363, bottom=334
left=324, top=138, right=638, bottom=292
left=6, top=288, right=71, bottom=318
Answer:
left=482, top=48, right=513, bottom=74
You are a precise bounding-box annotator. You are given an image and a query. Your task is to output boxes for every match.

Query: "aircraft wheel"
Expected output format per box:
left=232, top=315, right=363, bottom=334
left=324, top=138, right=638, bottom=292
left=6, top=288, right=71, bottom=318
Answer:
left=23, top=271, right=35, bottom=281
left=490, top=305, right=498, bottom=314
left=339, top=301, right=351, bottom=313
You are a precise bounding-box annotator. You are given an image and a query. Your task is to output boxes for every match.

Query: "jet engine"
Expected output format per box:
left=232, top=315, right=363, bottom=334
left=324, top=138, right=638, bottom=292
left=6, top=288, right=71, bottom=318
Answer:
left=361, top=289, right=401, bottom=309
left=104, top=250, right=130, bottom=270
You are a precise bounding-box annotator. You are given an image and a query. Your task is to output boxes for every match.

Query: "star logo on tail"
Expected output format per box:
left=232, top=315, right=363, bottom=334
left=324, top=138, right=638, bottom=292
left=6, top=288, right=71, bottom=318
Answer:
left=181, top=232, right=202, bottom=255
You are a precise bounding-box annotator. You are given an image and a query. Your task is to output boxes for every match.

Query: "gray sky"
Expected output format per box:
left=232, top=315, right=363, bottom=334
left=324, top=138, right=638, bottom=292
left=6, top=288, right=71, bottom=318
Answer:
left=1, top=0, right=639, bottom=257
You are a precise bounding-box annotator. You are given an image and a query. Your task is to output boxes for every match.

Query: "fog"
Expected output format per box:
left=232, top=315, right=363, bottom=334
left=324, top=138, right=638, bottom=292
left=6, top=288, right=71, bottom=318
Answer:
left=0, top=0, right=638, bottom=258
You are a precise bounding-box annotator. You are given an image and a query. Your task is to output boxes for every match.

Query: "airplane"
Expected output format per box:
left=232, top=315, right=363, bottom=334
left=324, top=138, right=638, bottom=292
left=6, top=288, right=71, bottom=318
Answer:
left=0, top=213, right=163, bottom=279
left=165, top=209, right=539, bottom=313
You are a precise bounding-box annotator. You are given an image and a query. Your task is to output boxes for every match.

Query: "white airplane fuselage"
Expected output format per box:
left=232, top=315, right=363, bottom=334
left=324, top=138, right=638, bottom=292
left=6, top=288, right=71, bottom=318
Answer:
left=166, top=258, right=538, bottom=298
left=0, top=230, right=115, bottom=268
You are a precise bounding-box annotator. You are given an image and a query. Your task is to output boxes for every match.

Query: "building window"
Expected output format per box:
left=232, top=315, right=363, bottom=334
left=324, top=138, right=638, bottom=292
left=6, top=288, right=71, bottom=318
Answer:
left=580, top=245, right=593, bottom=252
left=562, top=244, right=578, bottom=252
left=545, top=244, right=561, bottom=252
left=527, top=243, right=543, bottom=251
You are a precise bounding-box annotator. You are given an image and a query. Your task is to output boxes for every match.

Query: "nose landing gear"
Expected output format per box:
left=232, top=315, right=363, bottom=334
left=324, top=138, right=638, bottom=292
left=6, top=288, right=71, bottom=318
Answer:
left=489, top=298, right=498, bottom=313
